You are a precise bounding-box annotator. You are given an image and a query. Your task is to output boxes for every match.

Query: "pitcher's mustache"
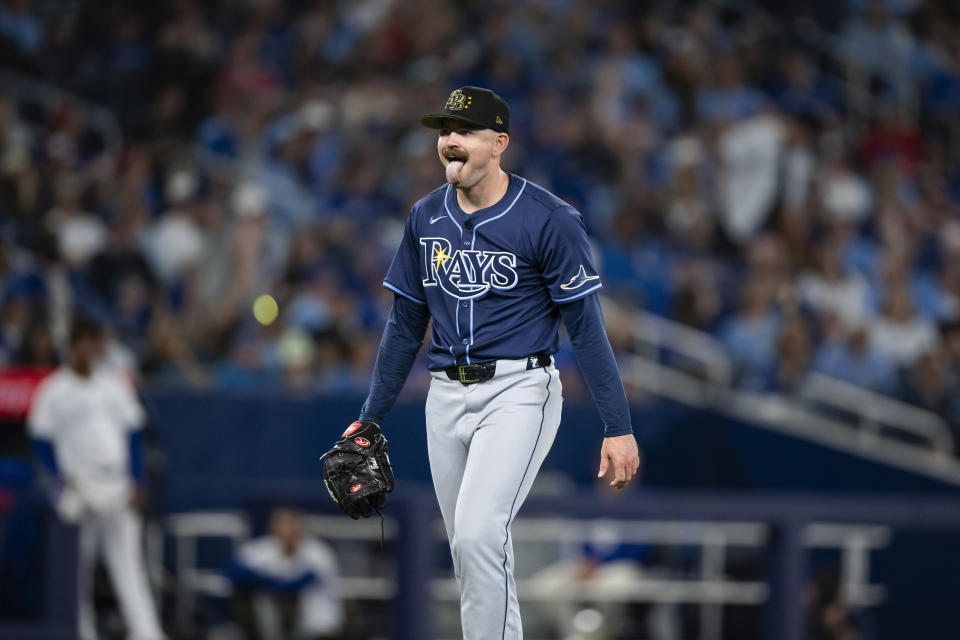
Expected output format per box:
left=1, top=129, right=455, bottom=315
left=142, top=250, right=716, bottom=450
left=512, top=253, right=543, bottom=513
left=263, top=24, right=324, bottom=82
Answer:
left=443, top=149, right=468, bottom=161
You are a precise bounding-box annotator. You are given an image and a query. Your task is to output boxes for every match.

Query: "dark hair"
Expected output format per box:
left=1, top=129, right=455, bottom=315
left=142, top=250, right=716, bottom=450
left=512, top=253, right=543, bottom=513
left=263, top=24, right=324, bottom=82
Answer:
left=69, top=317, right=102, bottom=345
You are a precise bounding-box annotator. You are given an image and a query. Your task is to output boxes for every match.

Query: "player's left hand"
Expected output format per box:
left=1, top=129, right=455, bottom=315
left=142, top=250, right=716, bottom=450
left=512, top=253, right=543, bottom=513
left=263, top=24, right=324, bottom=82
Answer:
left=321, top=421, right=395, bottom=519
left=597, top=434, right=641, bottom=489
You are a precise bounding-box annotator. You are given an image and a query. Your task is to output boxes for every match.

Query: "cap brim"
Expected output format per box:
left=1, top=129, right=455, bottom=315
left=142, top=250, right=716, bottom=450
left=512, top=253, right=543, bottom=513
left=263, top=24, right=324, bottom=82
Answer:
left=420, top=113, right=490, bottom=130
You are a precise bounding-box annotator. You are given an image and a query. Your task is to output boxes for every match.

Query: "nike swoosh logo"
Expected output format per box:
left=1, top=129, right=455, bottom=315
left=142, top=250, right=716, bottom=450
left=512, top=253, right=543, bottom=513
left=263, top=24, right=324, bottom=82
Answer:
left=559, top=265, right=601, bottom=290
left=429, top=215, right=448, bottom=224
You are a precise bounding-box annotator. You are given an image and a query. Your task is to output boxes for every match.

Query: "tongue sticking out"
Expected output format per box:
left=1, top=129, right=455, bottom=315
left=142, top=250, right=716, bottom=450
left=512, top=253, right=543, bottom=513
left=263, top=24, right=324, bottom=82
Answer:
left=446, top=160, right=464, bottom=184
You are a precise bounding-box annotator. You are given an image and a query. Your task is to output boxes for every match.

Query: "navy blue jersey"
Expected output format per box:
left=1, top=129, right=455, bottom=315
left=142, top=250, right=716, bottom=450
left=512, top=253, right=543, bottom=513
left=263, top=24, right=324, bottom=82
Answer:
left=383, top=174, right=603, bottom=369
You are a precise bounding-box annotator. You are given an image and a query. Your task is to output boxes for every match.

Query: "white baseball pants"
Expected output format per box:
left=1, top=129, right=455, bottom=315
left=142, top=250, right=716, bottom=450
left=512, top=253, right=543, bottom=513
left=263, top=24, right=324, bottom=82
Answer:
left=425, top=358, right=562, bottom=640
left=77, top=507, right=164, bottom=640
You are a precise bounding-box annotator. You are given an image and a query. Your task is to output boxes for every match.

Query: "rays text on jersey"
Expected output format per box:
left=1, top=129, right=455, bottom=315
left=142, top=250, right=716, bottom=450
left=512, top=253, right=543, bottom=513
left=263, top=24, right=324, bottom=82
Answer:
left=420, top=237, right=518, bottom=300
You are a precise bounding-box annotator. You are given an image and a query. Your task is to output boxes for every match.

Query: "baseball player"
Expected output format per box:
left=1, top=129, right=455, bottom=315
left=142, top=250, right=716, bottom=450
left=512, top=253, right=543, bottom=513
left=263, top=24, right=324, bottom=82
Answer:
left=226, top=507, right=343, bottom=639
left=28, top=319, right=164, bottom=640
left=327, top=86, right=639, bottom=639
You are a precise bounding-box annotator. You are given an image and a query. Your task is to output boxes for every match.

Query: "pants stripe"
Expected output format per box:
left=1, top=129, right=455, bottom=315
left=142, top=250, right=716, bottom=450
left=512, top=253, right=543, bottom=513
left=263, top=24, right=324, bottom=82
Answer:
left=500, top=366, right=552, bottom=639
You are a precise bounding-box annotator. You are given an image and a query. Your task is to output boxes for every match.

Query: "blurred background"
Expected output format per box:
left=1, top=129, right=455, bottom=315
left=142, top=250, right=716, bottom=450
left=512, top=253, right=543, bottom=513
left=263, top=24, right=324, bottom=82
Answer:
left=0, top=0, right=959, bottom=638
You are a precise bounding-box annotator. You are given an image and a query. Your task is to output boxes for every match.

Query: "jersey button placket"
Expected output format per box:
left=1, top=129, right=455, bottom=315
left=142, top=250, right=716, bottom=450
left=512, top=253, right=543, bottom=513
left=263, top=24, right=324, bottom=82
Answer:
left=457, top=237, right=471, bottom=356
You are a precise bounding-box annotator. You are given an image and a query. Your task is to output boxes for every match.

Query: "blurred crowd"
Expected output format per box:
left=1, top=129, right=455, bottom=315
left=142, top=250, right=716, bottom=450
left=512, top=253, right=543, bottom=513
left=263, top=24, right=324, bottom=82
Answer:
left=0, top=0, right=959, bottom=438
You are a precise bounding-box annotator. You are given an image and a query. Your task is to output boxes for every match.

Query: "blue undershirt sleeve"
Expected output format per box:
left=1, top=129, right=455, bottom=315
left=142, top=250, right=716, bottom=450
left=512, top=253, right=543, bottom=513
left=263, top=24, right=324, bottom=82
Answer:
left=32, top=439, right=61, bottom=480
left=358, top=294, right=431, bottom=425
left=558, top=294, right=633, bottom=437
left=128, top=430, right=145, bottom=485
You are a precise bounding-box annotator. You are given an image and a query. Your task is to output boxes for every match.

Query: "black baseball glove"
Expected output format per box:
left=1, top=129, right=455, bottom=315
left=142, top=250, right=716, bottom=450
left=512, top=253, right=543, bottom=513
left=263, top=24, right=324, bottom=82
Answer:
left=321, top=421, right=395, bottom=519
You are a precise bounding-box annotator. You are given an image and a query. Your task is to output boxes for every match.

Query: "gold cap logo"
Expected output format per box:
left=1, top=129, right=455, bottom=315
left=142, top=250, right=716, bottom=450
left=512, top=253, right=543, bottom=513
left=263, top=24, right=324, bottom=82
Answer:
left=445, top=89, right=471, bottom=111
left=496, top=116, right=503, bottom=125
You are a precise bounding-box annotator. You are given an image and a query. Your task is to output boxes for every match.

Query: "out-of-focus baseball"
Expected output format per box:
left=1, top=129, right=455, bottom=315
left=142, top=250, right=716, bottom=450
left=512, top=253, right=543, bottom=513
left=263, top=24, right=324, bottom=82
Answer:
left=253, top=294, right=279, bottom=325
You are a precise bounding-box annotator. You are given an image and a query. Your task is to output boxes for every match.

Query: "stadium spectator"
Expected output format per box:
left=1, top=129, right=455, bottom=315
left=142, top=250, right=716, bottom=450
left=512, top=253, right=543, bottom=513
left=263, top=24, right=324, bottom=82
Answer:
left=818, top=161, right=874, bottom=226
left=14, top=320, right=57, bottom=367
left=768, top=315, right=814, bottom=393
left=798, top=233, right=874, bottom=328
left=142, top=169, right=207, bottom=291
left=812, top=323, right=898, bottom=393
left=717, top=277, right=782, bottom=390
left=715, top=114, right=784, bottom=243
left=45, top=176, right=106, bottom=270
left=868, top=282, right=939, bottom=366
left=695, top=53, right=766, bottom=125
left=86, top=211, right=159, bottom=353
left=140, top=311, right=207, bottom=389
left=226, top=507, right=343, bottom=640
left=771, top=49, right=840, bottom=120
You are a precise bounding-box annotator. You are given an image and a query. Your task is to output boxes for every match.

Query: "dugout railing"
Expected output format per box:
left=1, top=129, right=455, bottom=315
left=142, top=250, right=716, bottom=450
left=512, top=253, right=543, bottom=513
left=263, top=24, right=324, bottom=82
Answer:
left=152, top=487, right=960, bottom=640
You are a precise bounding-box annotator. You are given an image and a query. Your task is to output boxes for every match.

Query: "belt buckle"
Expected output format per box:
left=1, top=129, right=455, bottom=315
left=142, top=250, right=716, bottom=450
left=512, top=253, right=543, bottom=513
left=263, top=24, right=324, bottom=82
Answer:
left=458, top=365, right=480, bottom=384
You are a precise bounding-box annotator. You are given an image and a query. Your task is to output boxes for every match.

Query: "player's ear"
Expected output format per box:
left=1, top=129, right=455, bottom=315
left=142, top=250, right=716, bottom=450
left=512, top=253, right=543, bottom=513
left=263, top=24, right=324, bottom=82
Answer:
left=491, top=132, right=509, bottom=158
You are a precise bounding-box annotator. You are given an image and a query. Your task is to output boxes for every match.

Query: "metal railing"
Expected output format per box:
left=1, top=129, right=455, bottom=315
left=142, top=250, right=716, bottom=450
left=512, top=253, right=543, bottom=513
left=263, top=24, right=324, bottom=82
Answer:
left=0, top=69, right=124, bottom=158
left=22, top=490, right=960, bottom=640
left=629, top=307, right=732, bottom=387
left=621, top=304, right=960, bottom=482
left=164, top=511, right=251, bottom=632
left=800, top=372, right=955, bottom=455
left=160, top=509, right=890, bottom=640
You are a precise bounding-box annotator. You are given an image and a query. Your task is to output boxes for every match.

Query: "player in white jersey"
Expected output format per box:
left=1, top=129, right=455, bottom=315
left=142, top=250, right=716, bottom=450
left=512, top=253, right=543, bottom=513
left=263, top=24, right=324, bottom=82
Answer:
left=28, top=319, right=164, bottom=640
left=226, top=507, right=343, bottom=639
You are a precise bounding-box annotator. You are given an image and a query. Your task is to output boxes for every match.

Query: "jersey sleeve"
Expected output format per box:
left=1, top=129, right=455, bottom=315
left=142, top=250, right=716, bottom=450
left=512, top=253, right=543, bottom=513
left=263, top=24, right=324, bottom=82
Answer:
left=27, top=380, right=58, bottom=439
left=113, top=372, right=146, bottom=431
left=539, top=206, right=603, bottom=303
left=382, top=209, right=426, bottom=304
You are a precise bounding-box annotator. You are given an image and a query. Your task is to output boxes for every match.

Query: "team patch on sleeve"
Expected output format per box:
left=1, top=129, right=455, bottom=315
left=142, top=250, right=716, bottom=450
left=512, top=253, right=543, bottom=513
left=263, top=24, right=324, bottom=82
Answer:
left=541, top=207, right=603, bottom=303
left=559, top=265, right=600, bottom=291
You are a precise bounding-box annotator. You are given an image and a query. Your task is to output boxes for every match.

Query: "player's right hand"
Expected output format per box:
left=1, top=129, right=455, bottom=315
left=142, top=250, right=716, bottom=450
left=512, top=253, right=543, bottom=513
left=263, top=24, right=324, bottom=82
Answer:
left=597, top=434, right=641, bottom=489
